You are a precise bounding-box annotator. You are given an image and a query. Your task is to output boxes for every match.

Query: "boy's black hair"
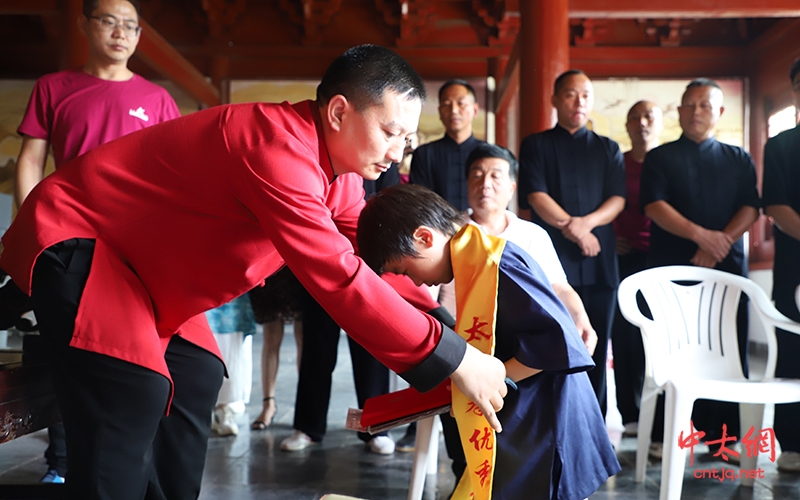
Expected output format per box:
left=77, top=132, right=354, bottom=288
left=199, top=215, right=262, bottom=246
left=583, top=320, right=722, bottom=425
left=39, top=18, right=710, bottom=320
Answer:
left=790, top=58, right=800, bottom=83
left=685, top=78, right=721, bottom=91
left=438, top=79, right=477, bottom=102
left=317, top=45, right=427, bottom=111
left=84, top=0, right=141, bottom=18
left=554, top=69, right=587, bottom=94
left=357, top=184, right=463, bottom=275
left=465, top=143, right=518, bottom=181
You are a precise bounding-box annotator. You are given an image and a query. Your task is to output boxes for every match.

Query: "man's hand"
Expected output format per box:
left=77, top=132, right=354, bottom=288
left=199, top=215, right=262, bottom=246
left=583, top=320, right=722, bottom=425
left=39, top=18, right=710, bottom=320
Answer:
left=558, top=216, right=593, bottom=243
left=575, top=316, right=598, bottom=355
left=691, top=248, right=718, bottom=268
left=577, top=233, right=601, bottom=257
left=449, top=343, right=508, bottom=432
left=693, top=228, right=733, bottom=262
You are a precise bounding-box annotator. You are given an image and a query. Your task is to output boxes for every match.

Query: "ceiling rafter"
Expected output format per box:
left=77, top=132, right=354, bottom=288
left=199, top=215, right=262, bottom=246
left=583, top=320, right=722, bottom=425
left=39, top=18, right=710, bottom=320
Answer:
left=279, top=0, right=343, bottom=46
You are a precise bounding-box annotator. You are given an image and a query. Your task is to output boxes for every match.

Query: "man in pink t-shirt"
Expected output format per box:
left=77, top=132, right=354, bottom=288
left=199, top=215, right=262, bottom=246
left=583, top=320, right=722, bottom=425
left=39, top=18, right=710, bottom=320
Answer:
left=14, top=0, right=179, bottom=209
left=611, top=100, right=662, bottom=443
left=12, top=0, right=178, bottom=484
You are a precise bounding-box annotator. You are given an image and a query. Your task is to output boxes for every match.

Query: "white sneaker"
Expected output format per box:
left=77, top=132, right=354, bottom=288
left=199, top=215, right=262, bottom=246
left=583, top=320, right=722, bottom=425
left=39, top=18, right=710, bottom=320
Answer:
left=367, top=435, right=396, bottom=455
left=778, top=451, right=800, bottom=472
left=211, top=405, right=239, bottom=436
left=623, top=422, right=639, bottom=437
left=227, top=401, right=246, bottom=414
left=281, top=430, right=316, bottom=451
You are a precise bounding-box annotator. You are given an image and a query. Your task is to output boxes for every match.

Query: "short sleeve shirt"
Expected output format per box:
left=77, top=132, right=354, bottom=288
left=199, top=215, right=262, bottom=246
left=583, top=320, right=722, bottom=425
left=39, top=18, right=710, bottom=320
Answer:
left=409, top=134, right=482, bottom=211
left=613, top=152, right=650, bottom=252
left=518, top=125, right=626, bottom=288
left=640, top=135, right=760, bottom=275
left=18, top=68, right=180, bottom=167
left=469, top=210, right=568, bottom=286
left=762, top=125, right=800, bottom=317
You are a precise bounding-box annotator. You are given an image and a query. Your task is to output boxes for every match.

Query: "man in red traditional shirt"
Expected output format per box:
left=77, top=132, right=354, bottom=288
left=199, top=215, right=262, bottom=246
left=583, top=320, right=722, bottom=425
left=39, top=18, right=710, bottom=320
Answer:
left=0, top=44, right=507, bottom=500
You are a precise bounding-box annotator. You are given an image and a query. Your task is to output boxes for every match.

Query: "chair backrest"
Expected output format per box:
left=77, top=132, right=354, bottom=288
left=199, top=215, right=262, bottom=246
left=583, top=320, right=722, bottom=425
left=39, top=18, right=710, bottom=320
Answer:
left=618, top=266, right=776, bottom=388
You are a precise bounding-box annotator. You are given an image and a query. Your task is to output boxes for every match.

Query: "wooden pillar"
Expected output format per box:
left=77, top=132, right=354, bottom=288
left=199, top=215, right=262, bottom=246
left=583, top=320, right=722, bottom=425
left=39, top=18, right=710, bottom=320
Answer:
left=210, top=56, right=230, bottom=105
left=518, top=0, right=569, bottom=138
left=61, top=0, right=88, bottom=70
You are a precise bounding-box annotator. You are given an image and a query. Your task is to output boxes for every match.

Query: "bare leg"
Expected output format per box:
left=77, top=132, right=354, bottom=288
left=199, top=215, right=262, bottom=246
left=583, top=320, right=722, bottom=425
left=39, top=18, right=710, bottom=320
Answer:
left=252, top=320, right=284, bottom=429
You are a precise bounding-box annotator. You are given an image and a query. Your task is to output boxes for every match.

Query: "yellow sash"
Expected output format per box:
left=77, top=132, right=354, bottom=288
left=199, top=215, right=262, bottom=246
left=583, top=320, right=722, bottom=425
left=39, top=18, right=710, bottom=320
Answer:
left=449, top=224, right=506, bottom=500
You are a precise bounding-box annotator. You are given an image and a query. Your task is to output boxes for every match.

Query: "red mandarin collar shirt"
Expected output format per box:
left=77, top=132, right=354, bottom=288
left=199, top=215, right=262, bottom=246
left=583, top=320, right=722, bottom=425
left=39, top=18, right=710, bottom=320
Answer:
left=1, top=100, right=445, bottom=384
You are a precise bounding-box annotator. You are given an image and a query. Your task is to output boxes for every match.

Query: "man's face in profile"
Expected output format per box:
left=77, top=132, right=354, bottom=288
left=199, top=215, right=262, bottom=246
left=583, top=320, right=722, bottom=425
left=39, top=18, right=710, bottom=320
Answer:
left=332, top=90, right=422, bottom=180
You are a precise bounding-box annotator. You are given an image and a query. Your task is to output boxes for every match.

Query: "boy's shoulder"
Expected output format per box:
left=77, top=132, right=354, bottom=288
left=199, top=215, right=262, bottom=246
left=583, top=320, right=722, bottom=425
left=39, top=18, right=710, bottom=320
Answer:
left=498, top=240, right=550, bottom=285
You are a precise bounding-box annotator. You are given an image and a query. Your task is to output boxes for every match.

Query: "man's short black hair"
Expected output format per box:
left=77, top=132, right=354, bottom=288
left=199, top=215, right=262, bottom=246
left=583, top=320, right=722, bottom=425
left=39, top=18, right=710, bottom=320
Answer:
left=84, top=0, right=141, bottom=18
left=317, top=45, right=427, bottom=111
left=357, top=184, right=463, bottom=274
left=465, top=143, right=518, bottom=181
left=686, top=78, right=721, bottom=91
left=790, top=58, right=800, bottom=83
left=554, top=70, right=588, bottom=94
left=438, top=79, right=476, bottom=102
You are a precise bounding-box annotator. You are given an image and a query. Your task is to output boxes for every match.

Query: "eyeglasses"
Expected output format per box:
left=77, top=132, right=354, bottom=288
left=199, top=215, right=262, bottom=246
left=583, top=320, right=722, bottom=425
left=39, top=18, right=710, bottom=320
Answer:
left=89, top=15, right=142, bottom=37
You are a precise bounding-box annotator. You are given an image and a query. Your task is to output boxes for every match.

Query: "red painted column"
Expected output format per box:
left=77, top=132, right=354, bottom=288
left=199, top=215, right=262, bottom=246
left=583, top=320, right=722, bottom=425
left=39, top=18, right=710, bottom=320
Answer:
left=61, top=0, right=88, bottom=70
left=518, top=0, right=570, bottom=139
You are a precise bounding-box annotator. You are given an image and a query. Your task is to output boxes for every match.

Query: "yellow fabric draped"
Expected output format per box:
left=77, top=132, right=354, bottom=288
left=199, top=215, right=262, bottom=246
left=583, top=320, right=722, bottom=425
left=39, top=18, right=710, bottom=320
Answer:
left=449, top=224, right=506, bottom=500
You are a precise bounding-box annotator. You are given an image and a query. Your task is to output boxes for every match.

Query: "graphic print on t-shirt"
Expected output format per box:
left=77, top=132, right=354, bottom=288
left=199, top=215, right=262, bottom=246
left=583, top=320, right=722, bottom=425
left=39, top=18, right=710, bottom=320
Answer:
left=129, top=107, right=149, bottom=122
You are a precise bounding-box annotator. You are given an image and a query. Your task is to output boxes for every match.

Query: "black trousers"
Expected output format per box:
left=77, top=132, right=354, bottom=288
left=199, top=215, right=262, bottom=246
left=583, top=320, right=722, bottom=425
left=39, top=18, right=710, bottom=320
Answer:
left=610, top=250, right=648, bottom=425
left=574, top=284, right=616, bottom=418
left=773, top=283, right=800, bottom=453
left=293, top=291, right=389, bottom=442
left=32, top=239, right=224, bottom=500
left=45, top=424, right=68, bottom=476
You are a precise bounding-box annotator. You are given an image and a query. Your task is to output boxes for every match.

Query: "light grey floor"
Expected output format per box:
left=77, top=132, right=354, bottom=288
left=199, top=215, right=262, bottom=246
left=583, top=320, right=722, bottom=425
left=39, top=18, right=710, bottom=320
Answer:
left=2, top=327, right=800, bottom=499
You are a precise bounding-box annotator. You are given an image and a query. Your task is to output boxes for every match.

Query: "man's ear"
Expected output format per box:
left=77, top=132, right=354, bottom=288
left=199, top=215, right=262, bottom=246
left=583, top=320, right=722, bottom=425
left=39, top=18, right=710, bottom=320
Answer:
left=77, top=15, right=88, bottom=36
left=412, top=226, right=434, bottom=248
left=325, top=95, right=348, bottom=133
left=718, top=105, right=725, bottom=118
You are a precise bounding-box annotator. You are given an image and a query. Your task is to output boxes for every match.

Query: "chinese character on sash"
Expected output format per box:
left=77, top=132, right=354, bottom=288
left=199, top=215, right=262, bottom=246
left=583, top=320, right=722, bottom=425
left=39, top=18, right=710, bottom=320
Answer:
left=465, top=316, right=491, bottom=343
left=465, top=401, right=484, bottom=416
left=742, top=426, right=776, bottom=463
left=469, top=427, right=493, bottom=451
left=678, top=420, right=706, bottom=466
left=475, top=459, right=493, bottom=488
left=705, top=424, right=739, bottom=462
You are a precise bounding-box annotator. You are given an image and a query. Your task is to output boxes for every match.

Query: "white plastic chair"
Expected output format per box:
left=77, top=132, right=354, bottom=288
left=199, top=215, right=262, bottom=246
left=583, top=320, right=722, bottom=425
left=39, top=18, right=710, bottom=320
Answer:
left=407, top=415, right=441, bottom=500
left=617, top=266, right=800, bottom=500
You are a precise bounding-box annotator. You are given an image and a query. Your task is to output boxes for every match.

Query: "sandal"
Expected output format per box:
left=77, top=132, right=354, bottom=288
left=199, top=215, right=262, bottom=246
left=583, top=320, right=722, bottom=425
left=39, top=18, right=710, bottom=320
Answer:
left=251, top=397, right=276, bottom=430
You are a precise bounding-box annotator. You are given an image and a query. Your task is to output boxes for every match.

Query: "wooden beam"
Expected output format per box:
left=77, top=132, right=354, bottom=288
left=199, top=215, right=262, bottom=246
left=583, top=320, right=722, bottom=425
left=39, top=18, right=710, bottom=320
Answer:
left=0, top=0, right=58, bottom=15
left=570, top=46, right=746, bottom=78
left=495, top=35, right=520, bottom=116
left=568, top=0, right=800, bottom=18
left=135, top=19, right=219, bottom=107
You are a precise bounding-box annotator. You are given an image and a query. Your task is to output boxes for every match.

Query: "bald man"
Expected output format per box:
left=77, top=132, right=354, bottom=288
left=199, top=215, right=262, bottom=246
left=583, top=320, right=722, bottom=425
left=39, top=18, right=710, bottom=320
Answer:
left=611, top=101, right=662, bottom=439
left=640, top=79, right=759, bottom=453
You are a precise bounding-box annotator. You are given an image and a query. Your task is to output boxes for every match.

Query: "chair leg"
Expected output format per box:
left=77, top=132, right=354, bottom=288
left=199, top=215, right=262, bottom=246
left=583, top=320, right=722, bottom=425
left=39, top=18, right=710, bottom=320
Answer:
left=636, top=387, right=660, bottom=483
left=660, top=384, right=694, bottom=500
left=426, top=416, right=440, bottom=475
left=739, top=403, right=766, bottom=487
left=408, top=416, right=435, bottom=500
